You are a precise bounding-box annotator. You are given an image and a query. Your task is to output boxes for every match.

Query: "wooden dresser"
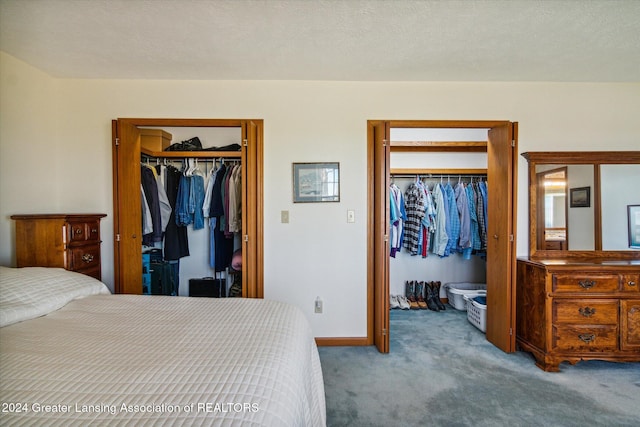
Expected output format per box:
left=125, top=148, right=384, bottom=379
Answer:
left=516, top=258, right=640, bottom=371
left=11, top=214, right=106, bottom=280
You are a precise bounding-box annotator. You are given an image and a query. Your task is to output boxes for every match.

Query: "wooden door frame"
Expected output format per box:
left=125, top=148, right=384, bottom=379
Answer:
left=112, top=118, right=263, bottom=298
left=367, top=119, right=518, bottom=352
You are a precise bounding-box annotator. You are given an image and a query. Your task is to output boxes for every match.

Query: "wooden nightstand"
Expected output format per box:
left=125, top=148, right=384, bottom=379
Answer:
left=11, top=214, right=107, bottom=280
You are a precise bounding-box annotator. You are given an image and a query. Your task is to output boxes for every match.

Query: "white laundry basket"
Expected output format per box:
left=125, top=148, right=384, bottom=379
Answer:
left=464, top=294, right=487, bottom=333
left=444, top=282, right=487, bottom=311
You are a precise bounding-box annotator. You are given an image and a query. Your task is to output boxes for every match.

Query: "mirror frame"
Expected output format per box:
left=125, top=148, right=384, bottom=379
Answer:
left=522, top=151, right=640, bottom=260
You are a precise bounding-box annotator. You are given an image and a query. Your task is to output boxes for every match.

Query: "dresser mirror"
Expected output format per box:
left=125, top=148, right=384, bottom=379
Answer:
left=522, top=151, right=640, bottom=260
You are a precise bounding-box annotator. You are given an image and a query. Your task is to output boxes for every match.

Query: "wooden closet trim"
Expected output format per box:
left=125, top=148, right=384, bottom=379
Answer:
left=112, top=118, right=263, bottom=298
left=390, top=141, right=487, bottom=152
left=368, top=119, right=518, bottom=354
left=390, top=168, right=487, bottom=175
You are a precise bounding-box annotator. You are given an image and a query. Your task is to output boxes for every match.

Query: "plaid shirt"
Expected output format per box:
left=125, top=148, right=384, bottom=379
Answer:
left=403, top=182, right=425, bottom=255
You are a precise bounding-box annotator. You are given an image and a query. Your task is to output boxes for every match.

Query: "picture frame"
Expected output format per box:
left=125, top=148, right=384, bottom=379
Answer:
left=569, top=186, right=590, bottom=208
left=292, top=162, right=340, bottom=203
left=628, top=205, right=640, bottom=249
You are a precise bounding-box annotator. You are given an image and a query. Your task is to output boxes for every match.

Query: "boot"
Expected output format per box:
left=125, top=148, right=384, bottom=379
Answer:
left=415, top=281, right=428, bottom=309
left=405, top=281, right=420, bottom=310
left=424, top=282, right=440, bottom=311
left=432, top=281, right=446, bottom=310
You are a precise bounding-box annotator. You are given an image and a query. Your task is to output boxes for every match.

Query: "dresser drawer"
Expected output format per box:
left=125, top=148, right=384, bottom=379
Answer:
left=67, top=220, right=101, bottom=243
left=553, top=300, right=618, bottom=325
left=68, top=245, right=101, bottom=271
left=621, top=274, right=639, bottom=292
left=552, top=325, right=618, bottom=352
left=552, top=274, right=619, bottom=293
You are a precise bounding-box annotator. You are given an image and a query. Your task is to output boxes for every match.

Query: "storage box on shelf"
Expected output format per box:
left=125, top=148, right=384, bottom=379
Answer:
left=444, top=282, right=487, bottom=310
left=140, top=129, right=172, bottom=152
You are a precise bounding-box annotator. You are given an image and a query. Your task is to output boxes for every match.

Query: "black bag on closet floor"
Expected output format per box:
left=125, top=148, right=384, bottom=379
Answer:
left=189, top=277, right=226, bottom=298
left=149, top=261, right=176, bottom=296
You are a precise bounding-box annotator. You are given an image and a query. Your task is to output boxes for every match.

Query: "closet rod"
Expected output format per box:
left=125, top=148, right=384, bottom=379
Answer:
left=141, top=154, right=239, bottom=164
left=140, top=147, right=242, bottom=159
left=391, top=174, right=486, bottom=181
left=390, top=168, right=487, bottom=175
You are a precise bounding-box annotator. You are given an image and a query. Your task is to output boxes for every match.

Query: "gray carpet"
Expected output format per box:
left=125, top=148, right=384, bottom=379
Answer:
left=318, top=308, right=640, bottom=427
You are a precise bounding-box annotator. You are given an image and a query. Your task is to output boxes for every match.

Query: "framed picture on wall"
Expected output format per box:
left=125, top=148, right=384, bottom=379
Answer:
left=292, top=162, right=340, bottom=203
left=628, top=205, right=640, bottom=249
left=569, top=186, right=590, bottom=208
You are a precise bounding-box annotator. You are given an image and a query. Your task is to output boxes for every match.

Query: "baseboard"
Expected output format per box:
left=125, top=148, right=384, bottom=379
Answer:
left=315, top=337, right=370, bottom=346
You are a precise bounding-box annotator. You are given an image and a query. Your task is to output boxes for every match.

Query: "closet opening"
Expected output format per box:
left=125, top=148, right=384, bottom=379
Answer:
left=112, top=118, right=263, bottom=299
left=368, top=120, right=517, bottom=354
left=388, top=127, right=489, bottom=313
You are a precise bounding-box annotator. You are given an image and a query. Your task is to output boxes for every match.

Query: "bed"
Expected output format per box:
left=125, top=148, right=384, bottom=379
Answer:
left=0, top=266, right=326, bottom=426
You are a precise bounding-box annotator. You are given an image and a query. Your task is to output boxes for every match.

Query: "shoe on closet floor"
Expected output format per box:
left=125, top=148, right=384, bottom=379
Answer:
left=415, top=281, right=428, bottom=310
left=390, top=294, right=400, bottom=310
left=405, top=280, right=420, bottom=310
left=433, top=281, right=446, bottom=310
left=396, top=295, right=411, bottom=310
left=425, top=282, right=441, bottom=311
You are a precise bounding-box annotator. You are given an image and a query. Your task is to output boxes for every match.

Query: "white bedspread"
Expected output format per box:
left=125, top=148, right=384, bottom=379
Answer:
left=0, top=293, right=326, bottom=426
left=0, top=266, right=110, bottom=327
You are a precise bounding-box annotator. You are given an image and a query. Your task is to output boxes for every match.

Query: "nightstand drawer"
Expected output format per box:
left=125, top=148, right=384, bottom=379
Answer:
left=69, top=245, right=101, bottom=271
left=67, top=220, right=101, bottom=243
left=552, top=325, right=618, bottom=352
left=553, top=300, right=618, bottom=325
left=553, top=274, right=619, bottom=293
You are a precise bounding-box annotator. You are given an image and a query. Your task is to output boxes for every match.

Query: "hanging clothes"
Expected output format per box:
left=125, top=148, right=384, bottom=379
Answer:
left=444, top=182, right=460, bottom=257
left=390, top=174, right=488, bottom=261
left=389, top=183, right=406, bottom=257
left=474, top=182, right=487, bottom=251
left=463, top=184, right=481, bottom=259
left=455, top=182, right=471, bottom=255
left=191, top=172, right=205, bottom=230
left=403, top=181, right=426, bottom=256
left=141, top=164, right=162, bottom=246
left=228, top=165, right=242, bottom=233
left=415, top=180, right=433, bottom=258
left=141, top=185, right=153, bottom=236
left=431, top=183, right=448, bottom=257
left=207, top=162, right=235, bottom=272
left=163, top=165, right=190, bottom=260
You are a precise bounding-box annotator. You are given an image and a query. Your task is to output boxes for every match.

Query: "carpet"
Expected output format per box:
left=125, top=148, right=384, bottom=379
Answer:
left=318, top=308, right=640, bottom=427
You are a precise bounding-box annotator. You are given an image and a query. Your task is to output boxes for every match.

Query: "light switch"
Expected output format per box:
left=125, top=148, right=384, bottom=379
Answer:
left=281, top=210, right=289, bottom=223
left=347, top=210, right=355, bottom=223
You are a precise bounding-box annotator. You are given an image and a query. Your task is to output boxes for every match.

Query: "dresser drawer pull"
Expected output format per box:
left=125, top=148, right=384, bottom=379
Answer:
left=578, top=333, right=596, bottom=344
left=91, top=228, right=98, bottom=233
left=629, top=281, right=637, bottom=287
left=578, top=280, right=596, bottom=289
left=81, top=254, right=94, bottom=263
left=578, top=307, right=596, bottom=317
left=74, top=228, right=84, bottom=235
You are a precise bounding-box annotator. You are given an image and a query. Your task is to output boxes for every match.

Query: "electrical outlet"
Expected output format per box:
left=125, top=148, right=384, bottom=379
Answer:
left=281, top=210, right=289, bottom=223
left=314, top=297, right=323, bottom=314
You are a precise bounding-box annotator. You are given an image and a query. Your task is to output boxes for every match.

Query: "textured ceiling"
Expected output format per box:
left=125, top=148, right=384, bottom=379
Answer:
left=1, top=0, right=639, bottom=82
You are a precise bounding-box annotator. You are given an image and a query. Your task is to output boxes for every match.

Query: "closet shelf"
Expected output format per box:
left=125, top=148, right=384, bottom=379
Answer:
left=390, top=168, right=487, bottom=176
left=390, top=141, right=487, bottom=152
left=140, top=148, right=242, bottom=158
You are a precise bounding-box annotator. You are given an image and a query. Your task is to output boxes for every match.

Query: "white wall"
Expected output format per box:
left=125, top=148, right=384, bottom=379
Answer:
left=2, top=51, right=640, bottom=338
